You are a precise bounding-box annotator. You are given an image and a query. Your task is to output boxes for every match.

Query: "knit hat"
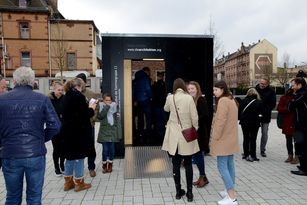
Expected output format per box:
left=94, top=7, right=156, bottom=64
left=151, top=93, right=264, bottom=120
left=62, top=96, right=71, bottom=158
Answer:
left=76, top=73, right=87, bottom=83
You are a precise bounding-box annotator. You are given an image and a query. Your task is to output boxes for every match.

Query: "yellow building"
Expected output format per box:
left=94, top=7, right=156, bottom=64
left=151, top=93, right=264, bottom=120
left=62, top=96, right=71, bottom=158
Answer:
left=214, top=39, right=277, bottom=88
left=0, top=0, right=101, bottom=77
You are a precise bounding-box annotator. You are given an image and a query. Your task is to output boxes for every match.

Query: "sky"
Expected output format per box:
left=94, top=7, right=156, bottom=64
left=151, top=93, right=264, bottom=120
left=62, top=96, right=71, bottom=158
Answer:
left=58, top=0, right=307, bottom=66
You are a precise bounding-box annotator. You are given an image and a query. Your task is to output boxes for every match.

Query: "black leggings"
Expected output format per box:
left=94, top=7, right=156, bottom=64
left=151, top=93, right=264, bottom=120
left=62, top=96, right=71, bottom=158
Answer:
left=172, top=152, right=193, bottom=191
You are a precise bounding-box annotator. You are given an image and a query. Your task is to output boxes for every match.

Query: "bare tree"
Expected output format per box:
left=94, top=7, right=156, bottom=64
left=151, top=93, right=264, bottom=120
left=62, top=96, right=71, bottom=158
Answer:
left=51, top=22, right=66, bottom=82
left=206, top=16, right=224, bottom=62
left=275, top=52, right=293, bottom=88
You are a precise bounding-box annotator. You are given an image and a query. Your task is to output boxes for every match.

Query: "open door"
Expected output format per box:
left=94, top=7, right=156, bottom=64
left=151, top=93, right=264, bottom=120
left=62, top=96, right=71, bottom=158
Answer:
left=123, top=59, right=133, bottom=145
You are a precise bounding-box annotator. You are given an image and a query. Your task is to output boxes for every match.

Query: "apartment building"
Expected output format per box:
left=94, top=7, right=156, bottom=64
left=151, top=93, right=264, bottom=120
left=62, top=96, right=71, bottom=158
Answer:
left=214, top=39, right=277, bottom=88
left=0, top=0, right=101, bottom=77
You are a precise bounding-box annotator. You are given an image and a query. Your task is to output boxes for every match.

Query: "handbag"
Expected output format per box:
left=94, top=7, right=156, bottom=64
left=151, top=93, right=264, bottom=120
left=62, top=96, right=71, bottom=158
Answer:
left=293, top=130, right=305, bottom=143
left=173, top=95, right=198, bottom=142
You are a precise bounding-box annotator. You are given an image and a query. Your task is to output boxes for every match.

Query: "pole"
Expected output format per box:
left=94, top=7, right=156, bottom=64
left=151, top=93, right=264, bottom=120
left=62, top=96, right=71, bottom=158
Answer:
left=1, top=36, right=6, bottom=78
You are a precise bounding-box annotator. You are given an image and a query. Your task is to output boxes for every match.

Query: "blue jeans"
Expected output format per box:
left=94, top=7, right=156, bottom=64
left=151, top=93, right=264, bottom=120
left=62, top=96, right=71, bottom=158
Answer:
left=102, top=142, right=115, bottom=161
left=260, top=123, right=270, bottom=153
left=64, top=159, right=84, bottom=178
left=2, top=156, right=46, bottom=205
left=193, top=151, right=205, bottom=176
left=217, top=155, right=235, bottom=190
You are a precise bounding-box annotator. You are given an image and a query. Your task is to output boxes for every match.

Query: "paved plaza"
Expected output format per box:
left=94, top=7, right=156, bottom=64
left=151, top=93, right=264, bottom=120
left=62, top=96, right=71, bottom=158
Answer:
left=1, top=120, right=307, bottom=204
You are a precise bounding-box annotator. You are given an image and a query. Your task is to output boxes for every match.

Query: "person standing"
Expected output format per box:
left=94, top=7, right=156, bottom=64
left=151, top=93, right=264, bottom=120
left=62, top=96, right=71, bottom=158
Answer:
left=76, top=73, right=100, bottom=177
left=48, top=81, right=66, bottom=176
left=162, top=78, right=199, bottom=202
left=239, top=88, right=263, bottom=162
left=132, top=67, right=153, bottom=144
left=61, top=78, right=97, bottom=191
left=187, top=81, right=210, bottom=187
left=152, top=71, right=166, bottom=144
left=277, top=88, right=298, bottom=164
left=210, top=80, right=239, bottom=205
left=288, top=77, right=307, bottom=176
left=255, top=78, right=276, bottom=157
left=97, top=93, right=122, bottom=173
left=0, top=66, right=61, bottom=204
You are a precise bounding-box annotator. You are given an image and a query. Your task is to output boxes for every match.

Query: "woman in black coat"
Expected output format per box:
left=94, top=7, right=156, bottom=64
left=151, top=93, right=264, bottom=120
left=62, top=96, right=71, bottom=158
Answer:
left=61, top=78, right=97, bottom=192
left=239, top=88, right=263, bottom=162
left=187, top=81, right=210, bottom=188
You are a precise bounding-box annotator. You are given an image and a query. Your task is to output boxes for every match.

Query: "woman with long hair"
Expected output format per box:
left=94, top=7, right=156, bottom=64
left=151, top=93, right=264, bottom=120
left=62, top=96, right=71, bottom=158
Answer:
left=61, top=78, right=97, bottom=192
left=277, top=88, right=298, bottom=164
left=162, top=78, right=199, bottom=202
left=187, top=81, right=210, bottom=187
left=210, top=80, right=239, bottom=205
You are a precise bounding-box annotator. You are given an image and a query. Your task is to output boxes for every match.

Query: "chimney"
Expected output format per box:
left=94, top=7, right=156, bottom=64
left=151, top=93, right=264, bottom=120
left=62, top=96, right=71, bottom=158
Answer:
left=19, top=0, right=27, bottom=8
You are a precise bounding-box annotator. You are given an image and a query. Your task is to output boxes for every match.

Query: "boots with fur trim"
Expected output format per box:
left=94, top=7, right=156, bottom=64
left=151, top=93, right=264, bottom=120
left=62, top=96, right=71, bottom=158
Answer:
left=74, top=178, right=91, bottom=192
left=64, top=176, right=75, bottom=191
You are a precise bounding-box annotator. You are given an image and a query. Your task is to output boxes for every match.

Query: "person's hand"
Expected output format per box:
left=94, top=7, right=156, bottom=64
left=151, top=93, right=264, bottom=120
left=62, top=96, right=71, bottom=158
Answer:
left=89, top=102, right=97, bottom=110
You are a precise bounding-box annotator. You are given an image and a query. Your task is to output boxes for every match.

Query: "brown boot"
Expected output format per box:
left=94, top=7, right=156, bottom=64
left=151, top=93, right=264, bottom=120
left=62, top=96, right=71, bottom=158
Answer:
left=291, top=155, right=299, bottom=164
left=102, top=162, right=107, bottom=174
left=285, top=155, right=293, bottom=163
left=197, top=176, right=209, bottom=188
left=64, top=176, right=75, bottom=191
left=193, top=177, right=201, bottom=186
left=74, top=178, right=91, bottom=192
left=107, top=161, right=113, bottom=173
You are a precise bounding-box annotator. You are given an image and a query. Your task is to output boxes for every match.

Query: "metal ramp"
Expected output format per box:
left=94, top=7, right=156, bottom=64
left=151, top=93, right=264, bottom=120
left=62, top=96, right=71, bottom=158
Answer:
left=124, top=146, right=173, bottom=179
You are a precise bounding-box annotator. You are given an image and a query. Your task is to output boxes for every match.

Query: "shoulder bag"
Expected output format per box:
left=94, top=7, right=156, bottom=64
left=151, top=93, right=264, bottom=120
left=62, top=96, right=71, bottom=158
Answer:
left=173, top=95, right=198, bottom=142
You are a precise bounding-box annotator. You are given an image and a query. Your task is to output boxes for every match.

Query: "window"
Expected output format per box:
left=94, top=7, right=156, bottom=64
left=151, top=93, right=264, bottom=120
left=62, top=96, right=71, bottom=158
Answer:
left=21, top=51, right=31, bottom=67
left=20, top=22, right=30, bottom=39
left=67, top=53, right=76, bottom=70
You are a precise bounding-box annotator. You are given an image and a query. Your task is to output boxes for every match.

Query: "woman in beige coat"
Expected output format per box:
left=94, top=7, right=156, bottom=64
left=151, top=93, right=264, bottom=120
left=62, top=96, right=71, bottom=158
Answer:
left=162, top=78, right=199, bottom=202
left=210, top=80, right=240, bottom=205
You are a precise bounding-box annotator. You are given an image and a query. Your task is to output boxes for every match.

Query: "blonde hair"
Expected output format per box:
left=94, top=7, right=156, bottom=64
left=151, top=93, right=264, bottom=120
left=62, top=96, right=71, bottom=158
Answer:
left=246, top=88, right=261, bottom=100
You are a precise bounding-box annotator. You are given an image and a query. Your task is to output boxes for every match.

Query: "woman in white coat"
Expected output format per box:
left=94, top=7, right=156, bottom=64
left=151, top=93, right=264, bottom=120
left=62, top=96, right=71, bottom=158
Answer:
left=162, top=78, right=199, bottom=202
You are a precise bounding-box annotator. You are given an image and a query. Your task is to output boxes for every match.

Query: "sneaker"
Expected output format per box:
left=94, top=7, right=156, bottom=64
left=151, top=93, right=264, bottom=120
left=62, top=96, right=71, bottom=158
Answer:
left=55, top=169, right=62, bottom=177
left=261, top=152, right=267, bottom=157
left=246, top=156, right=254, bottom=162
left=218, top=195, right=238, bottom=205
left=219, top=190, right=228, bottom=198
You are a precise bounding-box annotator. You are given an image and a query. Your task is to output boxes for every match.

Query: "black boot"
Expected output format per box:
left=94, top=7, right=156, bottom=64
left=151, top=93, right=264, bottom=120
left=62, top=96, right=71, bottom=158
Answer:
left=175, top=185, right=186, bottom=200
left=185, top=159, right=193, bottom=202
left=186, top=188, right=193, bottom=202
left=174, top=173, right=185, bottom=199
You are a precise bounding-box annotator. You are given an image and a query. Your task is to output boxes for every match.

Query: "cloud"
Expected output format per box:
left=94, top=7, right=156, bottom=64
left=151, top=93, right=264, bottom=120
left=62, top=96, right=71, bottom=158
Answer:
left=58, top=0, right=307, bottom=65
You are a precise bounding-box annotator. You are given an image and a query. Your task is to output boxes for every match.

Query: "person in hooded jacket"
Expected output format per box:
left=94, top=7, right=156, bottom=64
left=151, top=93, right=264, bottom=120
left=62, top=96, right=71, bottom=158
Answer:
left=239, top=88, right=263, bottom=162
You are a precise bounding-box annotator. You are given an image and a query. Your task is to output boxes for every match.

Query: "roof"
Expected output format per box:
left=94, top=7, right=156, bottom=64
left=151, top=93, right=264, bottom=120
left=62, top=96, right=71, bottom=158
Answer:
left=101, top=33, right=214, bottom=39
left=0, top=0, right=49, bottom=12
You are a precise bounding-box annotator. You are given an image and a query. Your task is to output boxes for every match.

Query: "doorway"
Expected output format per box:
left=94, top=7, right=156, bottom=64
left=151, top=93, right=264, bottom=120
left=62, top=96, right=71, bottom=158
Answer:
left=124, top=59, right=166, bottom=146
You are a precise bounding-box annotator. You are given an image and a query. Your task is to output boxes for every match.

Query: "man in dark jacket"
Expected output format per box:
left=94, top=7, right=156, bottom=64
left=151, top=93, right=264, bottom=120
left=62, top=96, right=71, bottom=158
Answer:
left=0, top=66, right=61, bottom=204
left=255, top=78, right=276, bottom=157
left=132, top=67, right=153, bottom=144
left=288, top=77, right=307, bottom=176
